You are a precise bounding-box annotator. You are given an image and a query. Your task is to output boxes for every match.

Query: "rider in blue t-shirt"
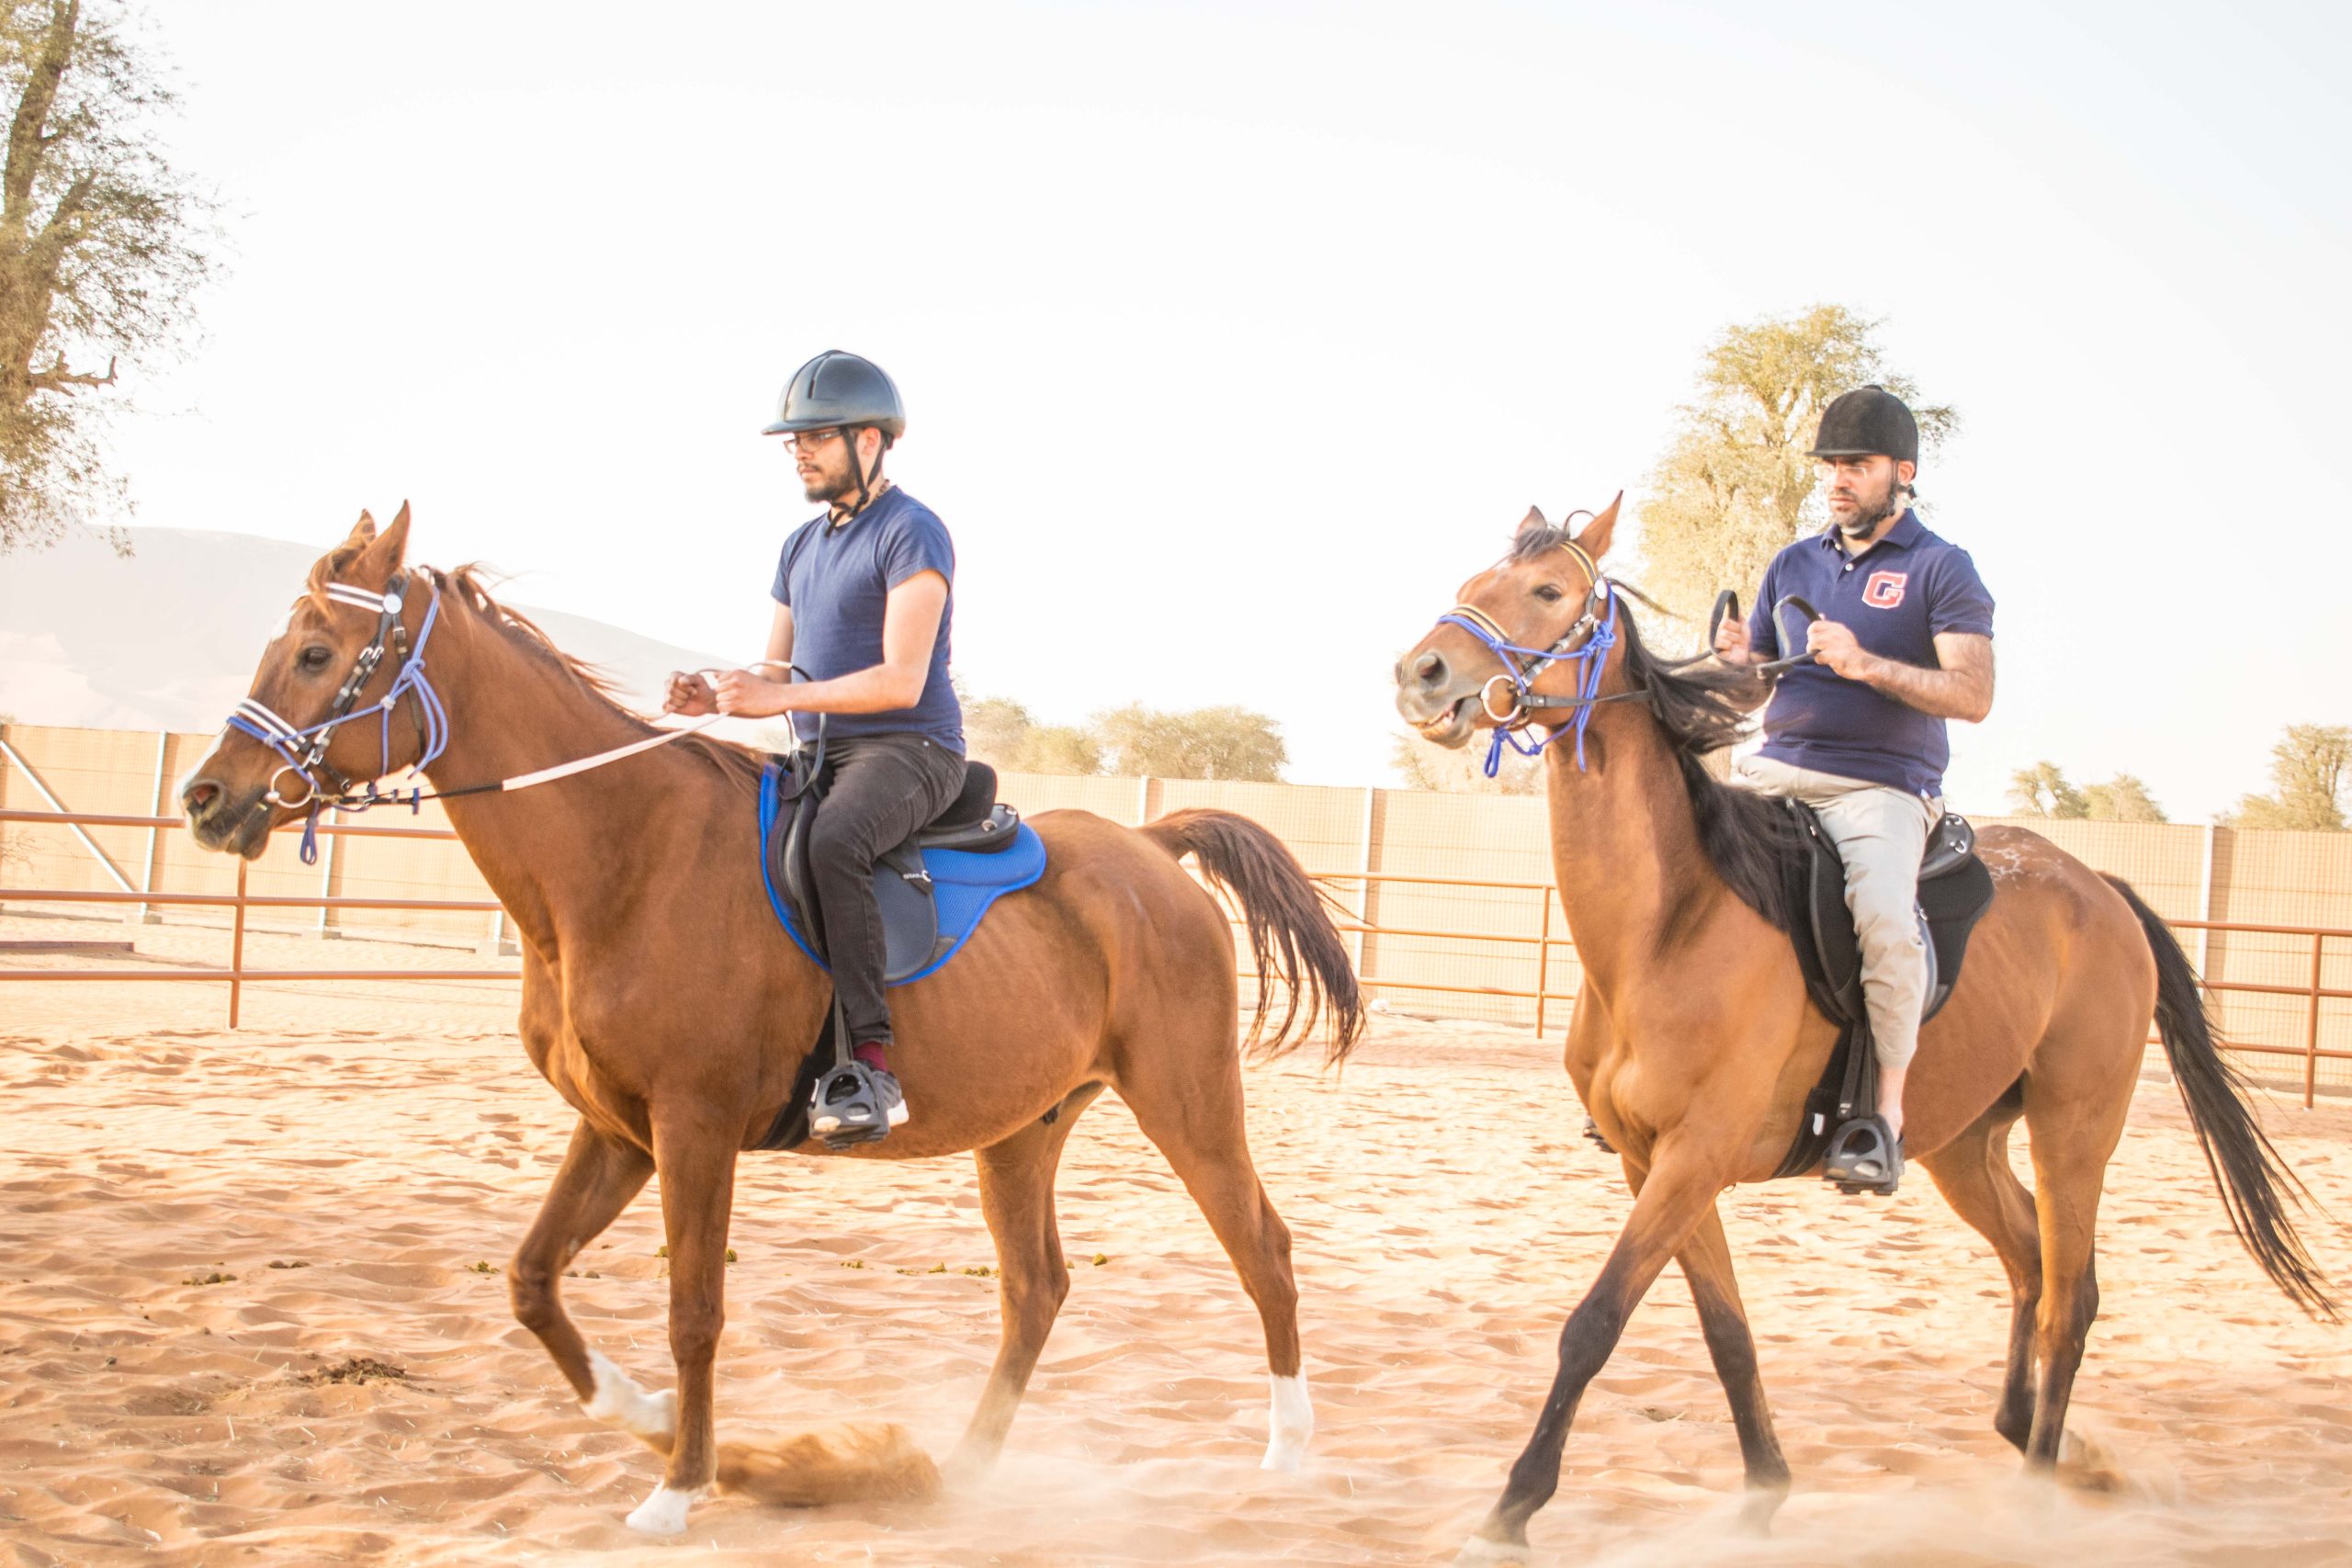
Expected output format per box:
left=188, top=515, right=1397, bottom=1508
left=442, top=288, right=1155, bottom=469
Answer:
left=665, top=351, right=966, bottom=1146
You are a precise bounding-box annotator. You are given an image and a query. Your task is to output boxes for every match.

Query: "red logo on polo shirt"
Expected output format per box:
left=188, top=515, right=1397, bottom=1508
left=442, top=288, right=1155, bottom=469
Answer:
left=1862, top=570, right=1907, bottom=608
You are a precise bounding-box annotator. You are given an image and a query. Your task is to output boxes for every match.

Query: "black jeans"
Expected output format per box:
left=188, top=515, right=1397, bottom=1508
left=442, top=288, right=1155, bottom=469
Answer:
left=808, top=732, right=968, bottom=1046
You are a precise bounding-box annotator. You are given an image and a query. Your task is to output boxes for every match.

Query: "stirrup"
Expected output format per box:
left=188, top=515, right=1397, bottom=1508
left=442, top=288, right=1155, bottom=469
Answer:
left=1822, top=1115, right=1903, bottom=1195
left=809, top=1062, right=908, bottom=1151
left=1581, top=1114, right=1615, bottom=1154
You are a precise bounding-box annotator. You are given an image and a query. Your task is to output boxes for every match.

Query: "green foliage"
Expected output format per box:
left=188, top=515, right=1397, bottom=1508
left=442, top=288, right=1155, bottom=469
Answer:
left=2007, top=761, right=2087, bottom=819
left=1637, top=304, right=1956, bottom=626
left=2224, top=724, right=2349, bottom=831
left=2083, top=773, right=2167, bottom=823
left=962, top=691, right=1283, bottom=781
left=1389, top=728, right=1543, bottom=795
left=2, top=0, right=217, bottom=554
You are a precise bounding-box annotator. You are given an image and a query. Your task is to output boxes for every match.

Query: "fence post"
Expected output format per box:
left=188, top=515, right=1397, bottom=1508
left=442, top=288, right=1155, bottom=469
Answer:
left=312, top=809, right=341, bottom=938
left=2195, top=823, right=2217, bottom=976
left=1351, top=788, right=1376, bottom=976
left=1534, top=895, right=1553, bottom=1039
left=229, top=855, right=248, bottom=1030
left=2306, top=931, right=2324, bottom=1111
left=134, top=729, right=168, bottom=925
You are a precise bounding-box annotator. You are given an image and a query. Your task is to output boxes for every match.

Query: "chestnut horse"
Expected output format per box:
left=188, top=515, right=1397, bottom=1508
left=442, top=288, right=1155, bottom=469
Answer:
left=182, top=508, right=1363, bottom=1536
left=1395, top=498, right=2335, bottom=1566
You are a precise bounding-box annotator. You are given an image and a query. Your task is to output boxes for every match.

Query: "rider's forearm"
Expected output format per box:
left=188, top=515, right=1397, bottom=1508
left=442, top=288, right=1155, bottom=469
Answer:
left=782, top=663, right=927, bottom=716
left=1855, top=654, right=1993, bottom=722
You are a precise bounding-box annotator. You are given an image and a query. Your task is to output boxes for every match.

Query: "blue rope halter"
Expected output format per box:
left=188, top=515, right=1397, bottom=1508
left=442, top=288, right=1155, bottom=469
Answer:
left=1435, top=580, right=1620, bottom=778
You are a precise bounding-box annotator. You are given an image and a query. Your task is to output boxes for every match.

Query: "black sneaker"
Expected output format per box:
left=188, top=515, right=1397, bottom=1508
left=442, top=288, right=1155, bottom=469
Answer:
left=810, top=1062, right=910, bottom=1149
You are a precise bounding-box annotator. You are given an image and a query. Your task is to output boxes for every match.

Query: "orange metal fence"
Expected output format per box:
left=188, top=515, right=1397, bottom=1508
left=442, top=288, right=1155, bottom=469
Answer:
left=6, top=807, right=2349, bottom=1106
left=0, top=807, right=519, bottom=1028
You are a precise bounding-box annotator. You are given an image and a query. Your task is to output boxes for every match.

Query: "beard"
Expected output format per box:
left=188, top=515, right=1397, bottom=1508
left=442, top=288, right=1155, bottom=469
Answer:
left=1833, top=471, right=1904, bottom=536
left=801, top=466, right=854, bottom=505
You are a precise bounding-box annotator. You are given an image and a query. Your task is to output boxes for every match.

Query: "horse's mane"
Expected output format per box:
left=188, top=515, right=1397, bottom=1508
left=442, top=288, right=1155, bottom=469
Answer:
left=312, top=554, right=766, bottom=797
left=1510, top=514, right=1801, bottom=931
left=1610, top=595, right=1801, bottom=931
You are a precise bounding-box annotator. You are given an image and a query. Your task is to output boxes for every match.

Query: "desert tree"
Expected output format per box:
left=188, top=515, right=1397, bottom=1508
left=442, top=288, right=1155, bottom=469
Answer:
left=1637, top=304, right=1955, bottom=630
left=1, top=0, right=215, bottom=553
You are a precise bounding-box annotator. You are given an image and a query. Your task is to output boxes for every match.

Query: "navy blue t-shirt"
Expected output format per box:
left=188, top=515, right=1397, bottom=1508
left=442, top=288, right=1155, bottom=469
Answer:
left=1747, top=511, right=1994, bottom=798
left=771, top=487, right=964, bottom=750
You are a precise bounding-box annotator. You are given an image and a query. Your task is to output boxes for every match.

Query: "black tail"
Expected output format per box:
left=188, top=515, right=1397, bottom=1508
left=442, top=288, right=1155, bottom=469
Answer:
left=1142, top=807, right=1367, bottom=1064
left=2106, top=875, right=2340, bottom=1321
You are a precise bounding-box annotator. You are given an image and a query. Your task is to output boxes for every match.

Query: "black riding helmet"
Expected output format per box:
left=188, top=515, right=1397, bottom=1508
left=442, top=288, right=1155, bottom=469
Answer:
left=1808, top=384, right=1918, bottom=468
left=764, top=350, right=906, bottom=513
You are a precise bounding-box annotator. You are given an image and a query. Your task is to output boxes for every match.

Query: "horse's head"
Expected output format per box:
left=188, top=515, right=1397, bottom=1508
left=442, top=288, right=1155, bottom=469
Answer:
left=181, top=504, right=426, bottom=857
left=1394, top=492, right=1623, bottom=750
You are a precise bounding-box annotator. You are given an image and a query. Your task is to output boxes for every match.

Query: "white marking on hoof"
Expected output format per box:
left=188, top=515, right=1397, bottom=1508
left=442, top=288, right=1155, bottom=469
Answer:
left=1259, top=1371, right=1314, bottom=1472
left=1453, top=1537, right=1531, bottom=1568
left=583, top=1348, right=677, bottom=1442
left=624, top=1482, right=707, bottom=1537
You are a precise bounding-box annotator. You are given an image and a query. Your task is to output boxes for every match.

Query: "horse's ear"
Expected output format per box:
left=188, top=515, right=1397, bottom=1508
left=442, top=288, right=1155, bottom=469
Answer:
left=1518, top=504, right=1550, bottom=535
left=346, top=501, right=412, bottom=588
left=343, top=510, right=378, bottom=548
left=1573, top=491, right=1623, bottom=561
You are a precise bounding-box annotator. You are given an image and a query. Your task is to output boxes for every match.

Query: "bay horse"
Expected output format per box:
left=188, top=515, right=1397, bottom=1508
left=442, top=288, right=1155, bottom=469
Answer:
left=1394, top=497, right=2336, bottom=1566
left=180, top=507, right=1363, bottom=1537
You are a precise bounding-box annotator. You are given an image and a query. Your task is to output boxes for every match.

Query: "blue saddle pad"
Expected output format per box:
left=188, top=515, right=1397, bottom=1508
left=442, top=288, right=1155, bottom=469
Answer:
left=756, top=762, right=1046, bottom=987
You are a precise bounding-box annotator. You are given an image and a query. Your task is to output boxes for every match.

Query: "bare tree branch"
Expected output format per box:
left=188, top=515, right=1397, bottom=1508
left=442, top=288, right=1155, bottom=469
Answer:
left=26, top=348, right=109, bottom=389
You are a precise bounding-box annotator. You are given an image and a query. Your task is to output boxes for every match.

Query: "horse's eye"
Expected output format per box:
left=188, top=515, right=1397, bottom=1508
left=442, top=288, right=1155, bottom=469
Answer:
left=1534, top=584, right=1565, bottom=604
left=299, top=645, right=332, bottom=672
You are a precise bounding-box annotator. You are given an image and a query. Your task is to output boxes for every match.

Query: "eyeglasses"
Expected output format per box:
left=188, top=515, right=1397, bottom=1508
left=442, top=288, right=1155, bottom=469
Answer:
left=778, top=428, right=843, bottom=453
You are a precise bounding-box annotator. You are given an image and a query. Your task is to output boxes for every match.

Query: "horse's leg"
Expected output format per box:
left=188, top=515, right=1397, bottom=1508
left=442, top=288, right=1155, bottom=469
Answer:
left=945, top=1085, right=1101, bottom=1480
left=1919, top=1102, right=2042, bottom=1454
left=509, top=1119, right=670, bottom=1441
left=624, top=1115, right=741, bottom=1537
left=1120, top=1061, right=1311, bottom=1472
left=1461, top=1143, right=1727, bottom=1565
left=2018, top=1071, right=2130, bottom=1469
left=1674, top=1197, right=1791, bottom=1524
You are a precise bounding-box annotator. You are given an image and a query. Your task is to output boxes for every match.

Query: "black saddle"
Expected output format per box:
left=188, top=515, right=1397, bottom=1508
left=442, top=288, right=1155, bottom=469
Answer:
left=1768, top=802, right=1996, bottom=1182
left=764, top=753, right=1023, bottom=985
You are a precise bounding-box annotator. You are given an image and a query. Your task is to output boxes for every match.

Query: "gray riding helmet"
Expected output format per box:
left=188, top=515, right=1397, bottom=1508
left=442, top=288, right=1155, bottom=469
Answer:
left=762, top=350, right=907, bottom=439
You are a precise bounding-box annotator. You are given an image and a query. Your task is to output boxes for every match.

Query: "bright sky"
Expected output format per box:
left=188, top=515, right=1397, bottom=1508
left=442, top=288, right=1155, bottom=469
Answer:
left=101, top=0, right=2350, bottom=821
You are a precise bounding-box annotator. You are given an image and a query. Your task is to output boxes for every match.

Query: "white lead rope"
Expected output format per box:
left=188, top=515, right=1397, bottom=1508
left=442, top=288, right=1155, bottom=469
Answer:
left=491, top=713, right=728, bottom=793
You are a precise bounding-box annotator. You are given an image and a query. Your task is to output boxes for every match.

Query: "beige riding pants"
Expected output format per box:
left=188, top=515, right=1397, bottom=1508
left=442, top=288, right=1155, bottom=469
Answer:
left=1736, top=754, right=1942, bottom=1072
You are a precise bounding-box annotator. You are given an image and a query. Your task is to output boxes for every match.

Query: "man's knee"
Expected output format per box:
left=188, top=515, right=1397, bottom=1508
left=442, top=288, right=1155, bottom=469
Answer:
left=808, top=820, right=876, bottom=883
left=1846, top=881, right=1924, bottom=959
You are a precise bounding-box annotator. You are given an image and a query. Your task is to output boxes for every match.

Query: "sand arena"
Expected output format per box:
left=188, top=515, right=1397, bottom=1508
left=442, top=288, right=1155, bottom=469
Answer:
left=2, top=969, right=2348, bottom=1566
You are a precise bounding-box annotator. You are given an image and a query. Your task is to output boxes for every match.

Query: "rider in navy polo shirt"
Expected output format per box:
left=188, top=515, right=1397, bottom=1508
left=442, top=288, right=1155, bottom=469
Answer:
left=1714, top=386, right=1995, bottom=1194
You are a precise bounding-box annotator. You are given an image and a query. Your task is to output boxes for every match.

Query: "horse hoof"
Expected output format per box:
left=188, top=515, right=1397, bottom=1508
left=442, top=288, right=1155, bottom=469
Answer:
left=1453, top=1536, right=1531, bottom=1567
left=624, top=1483, right=706, bottom=1537
left=584, top=1349, right=677, bottom=1443
left=1259, top=1371, right=1313, bottom=1473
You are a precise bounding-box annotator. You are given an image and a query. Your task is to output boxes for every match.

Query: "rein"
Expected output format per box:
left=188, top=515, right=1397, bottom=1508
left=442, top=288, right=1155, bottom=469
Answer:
left=222, top=567, right=734, bottom=864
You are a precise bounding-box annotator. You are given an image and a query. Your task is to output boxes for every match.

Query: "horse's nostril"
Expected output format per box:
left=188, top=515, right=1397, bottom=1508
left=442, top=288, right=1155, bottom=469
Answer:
left=183, top=779, right=220, bottom=818
left=1412, top=650, right=1447, bottom=689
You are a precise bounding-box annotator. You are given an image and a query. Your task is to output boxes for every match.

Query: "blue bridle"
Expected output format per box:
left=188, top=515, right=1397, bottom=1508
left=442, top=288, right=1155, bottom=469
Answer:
left=1432, top=551, right=1623, bottom=777
left=224, top=570, right=451, bottom=862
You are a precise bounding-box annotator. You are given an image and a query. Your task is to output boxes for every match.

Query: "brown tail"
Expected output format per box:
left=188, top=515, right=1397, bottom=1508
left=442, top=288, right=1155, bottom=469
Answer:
left=2106, top=874, right=2339, bottom=1321
left=1142, top=807, right=1366, bottom=1063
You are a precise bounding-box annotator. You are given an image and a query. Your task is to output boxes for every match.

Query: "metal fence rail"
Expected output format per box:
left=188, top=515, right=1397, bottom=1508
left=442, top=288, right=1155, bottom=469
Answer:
left=0, top=807, right=520, bottom=1027
left=6, top=807, right=2348, bottom=1105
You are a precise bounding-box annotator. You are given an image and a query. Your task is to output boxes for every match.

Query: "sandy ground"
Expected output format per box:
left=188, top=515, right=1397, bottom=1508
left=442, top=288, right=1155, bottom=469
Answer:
left=4, top=942, right=2351, bottom=1567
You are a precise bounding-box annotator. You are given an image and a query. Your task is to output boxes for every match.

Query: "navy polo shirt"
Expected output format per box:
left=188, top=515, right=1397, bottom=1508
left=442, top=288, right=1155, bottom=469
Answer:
left=772, top=486, right=964, bottom=750
left=1747, top=511, right=1994, bottom=798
